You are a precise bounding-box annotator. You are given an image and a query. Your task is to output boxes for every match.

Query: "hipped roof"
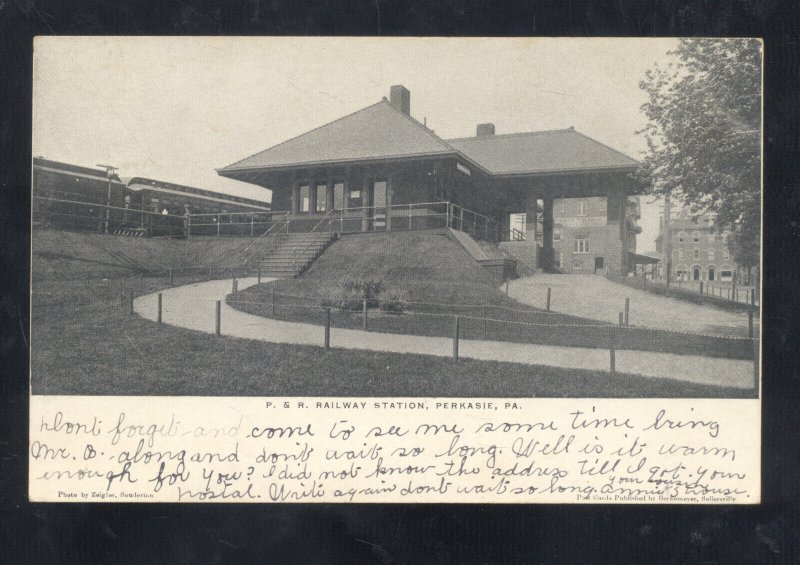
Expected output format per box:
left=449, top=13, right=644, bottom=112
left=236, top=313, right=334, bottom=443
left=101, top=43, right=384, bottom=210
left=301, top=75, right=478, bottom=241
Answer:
left=219, top=101, right=463, bottom=173
left=218, top=99, right=638, bottom=177
left=446, top=129, right=638, bottom=176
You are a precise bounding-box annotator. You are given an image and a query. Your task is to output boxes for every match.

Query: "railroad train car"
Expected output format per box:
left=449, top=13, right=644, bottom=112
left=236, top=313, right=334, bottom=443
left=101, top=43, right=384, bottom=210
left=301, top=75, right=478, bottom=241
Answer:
left=33, top=157, right=272, bottom=237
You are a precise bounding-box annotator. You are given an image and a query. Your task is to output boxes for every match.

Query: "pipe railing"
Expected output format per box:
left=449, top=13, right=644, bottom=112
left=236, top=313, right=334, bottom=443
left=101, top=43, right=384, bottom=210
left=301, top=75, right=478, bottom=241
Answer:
left=241, top=211, right=292, bottom=265
left=290, top=208, right=338, bottom=275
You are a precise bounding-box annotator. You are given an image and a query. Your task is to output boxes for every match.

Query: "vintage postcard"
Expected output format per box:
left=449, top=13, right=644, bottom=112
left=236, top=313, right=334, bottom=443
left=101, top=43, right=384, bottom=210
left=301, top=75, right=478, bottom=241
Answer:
left=29, top=37, right=761, bottom=503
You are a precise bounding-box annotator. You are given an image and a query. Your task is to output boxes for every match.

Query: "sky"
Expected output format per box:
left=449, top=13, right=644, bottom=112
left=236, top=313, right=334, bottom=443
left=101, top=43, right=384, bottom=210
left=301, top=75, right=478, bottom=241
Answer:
left=33, top=37, right=679, bottom=252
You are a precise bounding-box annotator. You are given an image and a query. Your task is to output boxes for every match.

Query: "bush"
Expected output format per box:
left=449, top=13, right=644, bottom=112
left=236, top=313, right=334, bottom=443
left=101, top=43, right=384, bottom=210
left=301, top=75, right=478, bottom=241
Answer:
left=319, top=277, right=407, bottom=312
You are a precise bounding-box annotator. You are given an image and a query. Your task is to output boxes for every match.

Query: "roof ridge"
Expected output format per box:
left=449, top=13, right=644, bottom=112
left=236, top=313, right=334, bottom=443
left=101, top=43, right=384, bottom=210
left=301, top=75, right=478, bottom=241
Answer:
left=446, top=128, right=577, bottom=143
left=219, top=100, right=387, bottom=171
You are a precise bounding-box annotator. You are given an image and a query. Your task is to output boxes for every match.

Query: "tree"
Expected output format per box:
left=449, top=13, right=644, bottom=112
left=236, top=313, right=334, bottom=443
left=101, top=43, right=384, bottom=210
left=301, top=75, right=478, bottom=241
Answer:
left=638, top=39, right=762, bottom=275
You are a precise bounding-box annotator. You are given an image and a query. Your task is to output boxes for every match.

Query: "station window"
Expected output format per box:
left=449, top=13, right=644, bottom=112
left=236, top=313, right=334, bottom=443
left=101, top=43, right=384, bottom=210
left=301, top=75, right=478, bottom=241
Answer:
left=573, top=259, right=582, bottom=270
left=708, top=249, right=715, bottom=261
left=678, top=249, right=684, bottom=260
left=576, top=200, right=588, bottom=216
left=299, top=185, right=310, bottom=213
left=315, top=184, right=327, bottom=213
left=598, top=199, right=606, bottom=212
left=693, top=231, right=700, bottom=243
left=723, top=248, right=730, bottom=260
left=693, top=249, right=700, bottom=259
left=678, top=231, right=685, bottom=244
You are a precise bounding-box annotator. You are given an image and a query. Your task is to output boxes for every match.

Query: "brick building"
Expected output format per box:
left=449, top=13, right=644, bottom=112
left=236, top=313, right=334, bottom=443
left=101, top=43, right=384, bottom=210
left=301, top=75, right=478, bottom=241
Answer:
left=654, top=207, right=736, bottom=283
left=550, top=195, right=641, bottom=275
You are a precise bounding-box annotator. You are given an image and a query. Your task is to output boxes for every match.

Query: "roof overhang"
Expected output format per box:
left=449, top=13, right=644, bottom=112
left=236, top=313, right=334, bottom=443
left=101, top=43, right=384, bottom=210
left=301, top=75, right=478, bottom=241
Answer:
left=218, top=150, right=493, bottom=179
left=628, top=251, right=660, bottom=265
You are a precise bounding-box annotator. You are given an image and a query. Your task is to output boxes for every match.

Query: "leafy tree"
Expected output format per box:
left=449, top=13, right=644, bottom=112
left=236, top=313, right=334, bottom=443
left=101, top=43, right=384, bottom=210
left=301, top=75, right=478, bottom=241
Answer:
left=638, top=39, right=762, bottom=275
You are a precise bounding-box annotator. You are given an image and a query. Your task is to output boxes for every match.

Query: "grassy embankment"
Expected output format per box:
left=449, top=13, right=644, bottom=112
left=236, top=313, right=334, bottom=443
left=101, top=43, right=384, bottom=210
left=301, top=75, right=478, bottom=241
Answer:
left=30, top=229, right=754, bottom=397
left=229, top=232, right=749, bottom=360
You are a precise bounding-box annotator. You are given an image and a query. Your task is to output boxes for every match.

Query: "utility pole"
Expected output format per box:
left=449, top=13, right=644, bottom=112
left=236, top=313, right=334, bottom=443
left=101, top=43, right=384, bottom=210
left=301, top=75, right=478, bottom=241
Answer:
left=97, top=164, right=118, bottom=234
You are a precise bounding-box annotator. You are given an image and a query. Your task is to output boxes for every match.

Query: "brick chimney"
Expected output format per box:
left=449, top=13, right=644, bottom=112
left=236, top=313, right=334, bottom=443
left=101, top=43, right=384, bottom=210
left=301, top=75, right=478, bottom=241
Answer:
left=389, top=85, right=411, bottom=115
left=476, top=123, right=495, bottom=137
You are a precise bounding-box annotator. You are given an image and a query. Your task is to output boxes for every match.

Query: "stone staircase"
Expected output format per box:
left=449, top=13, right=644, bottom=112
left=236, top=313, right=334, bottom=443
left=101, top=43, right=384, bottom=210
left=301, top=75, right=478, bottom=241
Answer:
left=251, top=232, right=337, bottom=278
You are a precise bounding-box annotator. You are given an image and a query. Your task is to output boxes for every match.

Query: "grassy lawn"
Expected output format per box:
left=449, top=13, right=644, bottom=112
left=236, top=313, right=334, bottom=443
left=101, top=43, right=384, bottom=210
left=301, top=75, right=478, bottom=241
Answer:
left=228, top=232, right=750, bottom=360
left=32, top=228, right=253, bottom=280
left=30, top=277, right=754, bottom=398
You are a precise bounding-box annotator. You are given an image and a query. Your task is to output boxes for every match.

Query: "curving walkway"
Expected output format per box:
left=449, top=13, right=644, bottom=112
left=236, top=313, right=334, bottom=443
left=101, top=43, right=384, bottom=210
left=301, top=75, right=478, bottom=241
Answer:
left=508, top=274, right=754, bottom=337
left=134, top=278, right=755, bottom=390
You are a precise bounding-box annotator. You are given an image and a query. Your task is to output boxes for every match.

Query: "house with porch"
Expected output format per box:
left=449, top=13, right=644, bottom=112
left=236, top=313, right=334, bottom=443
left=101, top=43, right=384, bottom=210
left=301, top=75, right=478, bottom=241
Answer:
left=217, top=85, right=645, bottom=277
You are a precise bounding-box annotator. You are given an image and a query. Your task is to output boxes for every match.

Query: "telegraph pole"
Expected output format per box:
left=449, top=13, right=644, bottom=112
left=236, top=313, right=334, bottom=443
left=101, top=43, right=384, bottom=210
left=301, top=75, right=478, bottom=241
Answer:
left=97, top=164, right=118, bottom=234
left=663, top=194, right=672, bottom=289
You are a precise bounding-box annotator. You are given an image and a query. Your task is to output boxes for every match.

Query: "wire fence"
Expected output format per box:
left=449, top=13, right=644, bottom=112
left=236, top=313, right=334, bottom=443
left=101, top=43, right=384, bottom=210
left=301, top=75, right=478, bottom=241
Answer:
left=620, top=275, right=759, bottom=311
left=225, top=286, right=757, bottom=362
left=30, top=270, right=758, bottom=388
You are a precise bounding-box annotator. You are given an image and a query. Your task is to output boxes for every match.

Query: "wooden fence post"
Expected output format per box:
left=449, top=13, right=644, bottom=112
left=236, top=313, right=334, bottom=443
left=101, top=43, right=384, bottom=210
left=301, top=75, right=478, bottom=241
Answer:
left=157, top=293, right=162, bottom=324
left=257, top=268, right=262, bottom=284
left=232, top=278, right=238, bottom=293
left=483, top=299, right=488, bottom=340
left=748, top=310, right=754, bottom=338
left=324, top=307, right=331, bottom=350
left=362, top=299, right=368, bottom=330
left=453, top=316, right=460, bottom=360
left=610, top=342, right=616, bottom=375
left=271, top=290, right=276, bottom=317
left=624, top=297, right=630, bottom=327
left=215, top=300, right=221, bottom=336
left=128, top=289, right=134, bottom=315
left=546, top=287, right=551, bottom=312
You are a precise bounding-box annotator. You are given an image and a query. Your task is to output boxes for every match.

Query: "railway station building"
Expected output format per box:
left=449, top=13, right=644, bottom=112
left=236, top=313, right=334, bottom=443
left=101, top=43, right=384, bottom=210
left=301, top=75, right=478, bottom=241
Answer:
left=217, top=84, right=647, bottom=277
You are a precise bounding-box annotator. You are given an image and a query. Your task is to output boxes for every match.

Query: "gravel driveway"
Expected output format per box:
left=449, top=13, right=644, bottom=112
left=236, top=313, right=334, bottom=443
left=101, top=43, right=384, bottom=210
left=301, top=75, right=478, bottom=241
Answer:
left=508, top=274, right=755, bottom=337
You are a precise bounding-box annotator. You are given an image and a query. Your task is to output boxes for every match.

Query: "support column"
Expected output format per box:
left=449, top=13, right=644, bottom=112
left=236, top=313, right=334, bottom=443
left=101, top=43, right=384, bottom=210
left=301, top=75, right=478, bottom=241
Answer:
left=618, top=191, right=627, bottom=277
left=309, top=174, right=316, bottom=217
left=361, top=175, right=371, bottom=232
left=386, top=173, right=393, bottom=231
left=542, top=197, right=554, bottom=272
left=525, top=194, right=540, bottom=269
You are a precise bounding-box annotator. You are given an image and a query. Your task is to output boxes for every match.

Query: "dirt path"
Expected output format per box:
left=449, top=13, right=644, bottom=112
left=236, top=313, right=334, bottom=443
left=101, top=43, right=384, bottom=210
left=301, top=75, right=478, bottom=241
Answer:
left=133, top=278, right=755, bottom=390
left=508, top=274, right=754, bottom=337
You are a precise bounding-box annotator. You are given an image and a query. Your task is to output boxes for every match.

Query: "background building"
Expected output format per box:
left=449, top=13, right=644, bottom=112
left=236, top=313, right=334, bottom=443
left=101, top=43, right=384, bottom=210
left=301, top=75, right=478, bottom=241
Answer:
left=654, top=207, right=736, bottom=283
left=551, top=195, right=641, bottom=275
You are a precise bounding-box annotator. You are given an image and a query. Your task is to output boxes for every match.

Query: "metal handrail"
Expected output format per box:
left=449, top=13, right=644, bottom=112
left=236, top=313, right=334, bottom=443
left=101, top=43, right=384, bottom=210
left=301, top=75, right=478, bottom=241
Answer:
left=509, top=228, right=527, bottom=241
left=241, top=211, right=292, bottom=261
left=290, top=208, right=338, bottom=275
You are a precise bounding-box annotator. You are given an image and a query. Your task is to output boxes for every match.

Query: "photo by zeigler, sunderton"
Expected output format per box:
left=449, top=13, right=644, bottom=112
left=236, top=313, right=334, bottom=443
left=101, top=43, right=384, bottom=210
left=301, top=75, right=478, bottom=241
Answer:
left=29, top=37, right=762, bottom=504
